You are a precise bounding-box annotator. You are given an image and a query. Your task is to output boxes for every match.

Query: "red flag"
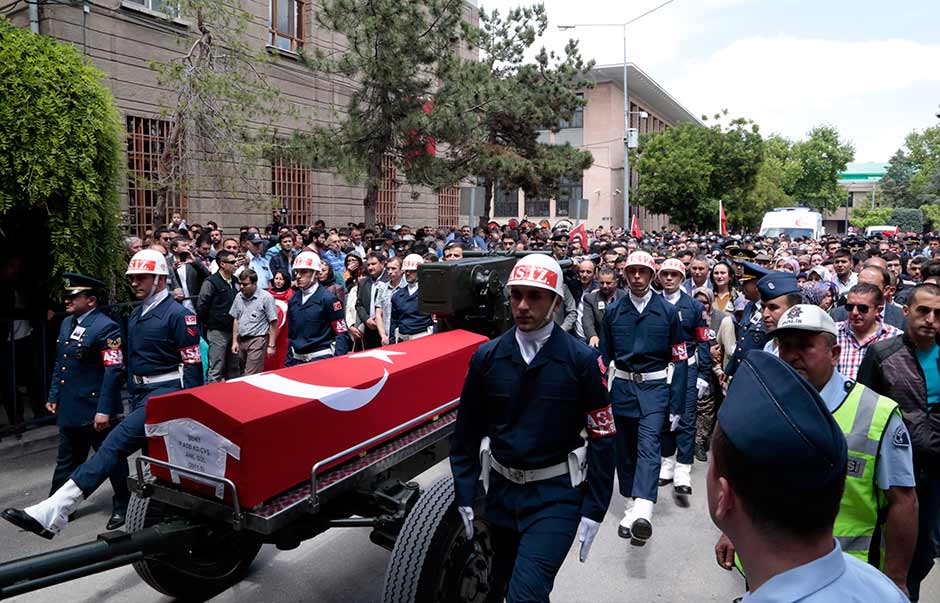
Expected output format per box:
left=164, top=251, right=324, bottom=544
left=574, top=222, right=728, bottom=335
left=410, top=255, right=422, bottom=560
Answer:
left=720, top=200, right=728, bottom=236
left=630, top=214, right=642, bottom=238
left=569, top=223, right=588, bottom=252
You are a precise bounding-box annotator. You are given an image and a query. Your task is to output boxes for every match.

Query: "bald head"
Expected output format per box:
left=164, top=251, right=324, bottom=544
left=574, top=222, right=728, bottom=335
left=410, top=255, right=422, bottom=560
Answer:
left=578, top=259, right=596, bottom=286
left=858, top=265, right=889, bottom=291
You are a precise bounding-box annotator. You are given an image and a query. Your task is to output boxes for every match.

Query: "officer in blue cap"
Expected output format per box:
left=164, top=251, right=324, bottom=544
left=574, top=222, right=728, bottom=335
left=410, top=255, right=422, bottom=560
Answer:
left=42, top=274, right=130, bottom=531
left=724, top=261, right=771, bottom=378
left=706, top=351, right=907, bottom=601
left=754, top=271, right=803, bottom=356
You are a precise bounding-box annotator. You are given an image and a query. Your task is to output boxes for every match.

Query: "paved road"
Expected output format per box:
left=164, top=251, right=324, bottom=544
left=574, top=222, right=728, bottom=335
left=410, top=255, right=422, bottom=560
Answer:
left=1, top=447, right=937, bottom=602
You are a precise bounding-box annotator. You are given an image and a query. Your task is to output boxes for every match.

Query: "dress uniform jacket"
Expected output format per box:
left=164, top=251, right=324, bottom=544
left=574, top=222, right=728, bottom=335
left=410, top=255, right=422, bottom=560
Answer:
left=389, top=287, right=432, bottom=339
left=48, top=309, right=124, bottom=427
left=598, top=293, right=689, bottom=417
left=672, top=292, right=713, bottom=377
left=286, top=285, right=350, bottom=360
left=450, top=324, right=616, bottom=524
left=725, top=299, right=766, bottom=378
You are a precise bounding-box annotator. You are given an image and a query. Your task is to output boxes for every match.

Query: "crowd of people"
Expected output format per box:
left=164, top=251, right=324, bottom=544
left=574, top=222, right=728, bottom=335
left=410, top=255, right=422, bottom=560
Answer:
left=4, top=207, right=940, bottom=601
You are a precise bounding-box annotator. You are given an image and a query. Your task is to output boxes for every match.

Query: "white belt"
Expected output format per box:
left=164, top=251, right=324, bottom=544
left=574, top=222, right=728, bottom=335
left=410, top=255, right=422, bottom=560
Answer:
left=396, top=326, right=433, bottom=342
left=490, top=456, right=569, bottom=485
left=607, top=361, right=674, bottom=392
left=132, top=367, right=181, bottom=386
left=688, top=354, right=697, bottom=366
left=291, top=346, right=333, bottom=362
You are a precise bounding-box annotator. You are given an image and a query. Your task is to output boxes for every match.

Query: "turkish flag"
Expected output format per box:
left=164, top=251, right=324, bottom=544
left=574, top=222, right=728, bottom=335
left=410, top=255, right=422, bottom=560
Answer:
left=720, top=200, right=728, bottom=236
left=631, top=214, right=642, bottom=239
left=569, top=223, right=588, bottom=251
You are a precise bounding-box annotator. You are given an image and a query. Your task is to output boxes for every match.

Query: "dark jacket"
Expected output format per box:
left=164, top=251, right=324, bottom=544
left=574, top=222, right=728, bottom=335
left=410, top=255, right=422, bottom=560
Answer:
left=581, top=288, right=626, bottom=342
left=196, top=272, right=238, bottom=331
left=857, top=333, right=940, bottom=474
left=354, top=271, right=388, bottom=327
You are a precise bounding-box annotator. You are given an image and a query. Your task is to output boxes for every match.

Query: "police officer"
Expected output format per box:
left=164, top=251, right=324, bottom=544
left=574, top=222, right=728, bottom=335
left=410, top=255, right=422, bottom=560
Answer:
left=285, top=251, right=349, bottom=365
left=707, top=351, right=907, bottom=602
left=715, top=305, right=917, bottom=595
left=45, top=274, right=130, bottom=530
left=656, top=259, right=712, bottom=497
left=3, top=250, right=204, bottom=539
left=723, top=261, right=770, bottom=379
left=389, top=254, right=433, bottom=342
left=450, top=253, right=616, bottom=603
left=599, top=251, right=688, bottom=544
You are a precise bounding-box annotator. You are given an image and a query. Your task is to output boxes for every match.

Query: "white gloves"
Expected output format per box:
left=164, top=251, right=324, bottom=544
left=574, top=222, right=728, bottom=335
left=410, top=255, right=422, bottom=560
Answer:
left=669, top=414, right=681, bottom=432
left=577, top=517, right=600, bottom=562
left=458, top=506, right=474, bottom=540
left=696, top=377, right=710, bottom=398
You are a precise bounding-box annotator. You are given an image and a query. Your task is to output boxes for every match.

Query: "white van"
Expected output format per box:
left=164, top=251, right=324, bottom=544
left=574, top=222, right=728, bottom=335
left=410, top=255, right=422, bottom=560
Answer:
left=864, top=225, right=898, bottom=237
left=758, top=208, right=825, bottom=240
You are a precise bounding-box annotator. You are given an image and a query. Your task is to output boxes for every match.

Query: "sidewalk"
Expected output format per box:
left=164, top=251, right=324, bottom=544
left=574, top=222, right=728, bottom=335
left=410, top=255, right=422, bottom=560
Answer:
left=0, top=424, right=59, bottom=460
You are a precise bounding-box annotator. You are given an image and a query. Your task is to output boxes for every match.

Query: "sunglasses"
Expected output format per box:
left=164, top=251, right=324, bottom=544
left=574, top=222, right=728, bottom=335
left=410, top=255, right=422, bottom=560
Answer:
left=844, top=303, right=872, bottom=314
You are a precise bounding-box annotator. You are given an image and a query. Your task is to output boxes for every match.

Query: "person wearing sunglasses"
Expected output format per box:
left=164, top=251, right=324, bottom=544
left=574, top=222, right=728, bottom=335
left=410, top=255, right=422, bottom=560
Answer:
left=835, top=283, right=903, bottom=381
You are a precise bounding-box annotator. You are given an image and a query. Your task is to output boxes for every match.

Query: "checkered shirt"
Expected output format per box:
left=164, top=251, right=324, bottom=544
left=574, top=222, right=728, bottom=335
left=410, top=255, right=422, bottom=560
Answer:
left=835, top=319, right=903, bottom=380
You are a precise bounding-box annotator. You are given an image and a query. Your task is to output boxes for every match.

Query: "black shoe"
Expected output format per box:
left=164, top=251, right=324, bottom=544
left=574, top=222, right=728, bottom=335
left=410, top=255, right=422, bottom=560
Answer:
left=675, top=485, right=692, bottom=496
left=629, top=518, right=652, bottom=546
left=695, top=446, right=708, bottom=463
left=2, top=508, right=55, bottom=540
left=658, top=478, right=673, bottom=487
left=106, top=512, right=126, bottom=530
left=618, top=524, right=632, bottom=539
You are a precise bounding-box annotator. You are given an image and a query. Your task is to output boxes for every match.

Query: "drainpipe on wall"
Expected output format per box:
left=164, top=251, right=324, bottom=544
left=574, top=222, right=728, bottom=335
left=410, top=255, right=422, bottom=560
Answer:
left=29, top=0, right=40, bottom=33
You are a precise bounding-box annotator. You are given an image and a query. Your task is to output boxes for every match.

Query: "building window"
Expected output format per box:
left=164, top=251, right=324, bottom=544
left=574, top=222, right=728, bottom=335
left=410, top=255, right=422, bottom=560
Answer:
left=554, top=177, right=585, bottom=218
left=270, top=0, right=304, bottom=52
left=493, top=186, right=518, bottom=218
left=525, top=197, right=550, bottom=217
left=376, top=154, right=398, bottom=226
left=438, top=186, right=459, bottom=229
left=126, top=115, right=185, bottom=237
left=125, top=0, right=179, bottom=16
left=272, top=156, right=311, bottom=227
left=559, top=93, right=584, bottom=129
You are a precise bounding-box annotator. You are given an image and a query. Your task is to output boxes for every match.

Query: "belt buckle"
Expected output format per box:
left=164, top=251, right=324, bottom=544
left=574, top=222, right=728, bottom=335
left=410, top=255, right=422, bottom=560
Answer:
left=510, top=468, right=526, bottom=484
left=633, top=372, right=644, bottom=383
left=133, top=375, right=144, bottom=385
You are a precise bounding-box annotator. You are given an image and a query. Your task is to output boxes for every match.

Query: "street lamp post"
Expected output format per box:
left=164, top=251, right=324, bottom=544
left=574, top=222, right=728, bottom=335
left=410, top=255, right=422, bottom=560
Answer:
left=559, top=0, right=676, bottom=231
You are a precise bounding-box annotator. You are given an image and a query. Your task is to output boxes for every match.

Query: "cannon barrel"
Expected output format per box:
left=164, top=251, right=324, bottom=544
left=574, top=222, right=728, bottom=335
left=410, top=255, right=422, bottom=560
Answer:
left=0, top=519, right=206, bottom=600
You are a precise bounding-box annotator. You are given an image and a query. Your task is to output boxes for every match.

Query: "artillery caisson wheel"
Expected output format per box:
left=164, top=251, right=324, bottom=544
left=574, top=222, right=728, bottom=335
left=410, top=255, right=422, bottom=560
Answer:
left=126, top=493, right=262, bottom=602
left=382, top=476, right=495, bottom=603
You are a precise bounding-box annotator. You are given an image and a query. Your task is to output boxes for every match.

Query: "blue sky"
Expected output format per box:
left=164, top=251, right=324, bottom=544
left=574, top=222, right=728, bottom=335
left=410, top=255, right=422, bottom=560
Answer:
left=480, top=0, right=940, bottom=162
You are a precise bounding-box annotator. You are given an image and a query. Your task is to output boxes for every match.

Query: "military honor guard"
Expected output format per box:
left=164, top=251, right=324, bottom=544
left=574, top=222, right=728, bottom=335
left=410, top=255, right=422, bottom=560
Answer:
left=389, top=254, right=434, bottom=342
left=285, top=251, right=350, bottom=365
left=599, top=251, right=688, bottom=545
left=3, top=249, right=204, bottom=539
left=724, top=261, right=771, bottom=379
left=450, top=254, right=616, bottom=603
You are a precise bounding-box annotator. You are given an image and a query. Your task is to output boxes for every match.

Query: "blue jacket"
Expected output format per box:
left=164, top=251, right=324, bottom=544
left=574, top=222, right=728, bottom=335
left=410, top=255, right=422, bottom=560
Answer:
left=668, top=291, right=713, bottom=378
left=598, top=292, right=689, bottom=416
left=127, top=294, right=204, bottom=392
left=48, top=309, right=125, bottom=427
left=726, top=299, right=767, bottom=378
left=450, top=325, right=616, bottom=523
left=390, top=287, right=433, bottom=339
left=287, top=285, right=350, bottom=357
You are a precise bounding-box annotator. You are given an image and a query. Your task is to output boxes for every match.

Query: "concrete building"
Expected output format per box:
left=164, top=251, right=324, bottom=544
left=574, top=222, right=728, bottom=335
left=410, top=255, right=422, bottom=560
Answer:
left=824, top=162, right=889, bottom=234
left=485, top=63, right=699, bottom=231
left=8, top=0, right=478, bottom=235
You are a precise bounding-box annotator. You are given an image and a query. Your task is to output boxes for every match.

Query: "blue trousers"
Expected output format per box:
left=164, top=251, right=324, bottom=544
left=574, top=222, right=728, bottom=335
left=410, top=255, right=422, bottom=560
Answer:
left=613, top=413, right=664, bottom=502
left=51, top=425, right=129, bottom=514
left=485, top=474, right=581, bottom=603
left=70, top=385, right=179, bottom=496
left=660, top=372, right=698, bottom=465
left=908, top=469, right=940, bottom=602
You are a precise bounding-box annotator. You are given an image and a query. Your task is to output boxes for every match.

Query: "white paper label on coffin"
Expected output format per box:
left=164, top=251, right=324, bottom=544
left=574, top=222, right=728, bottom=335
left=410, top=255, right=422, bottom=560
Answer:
left=145, top=418, right=241, bottom=498
left=233, top=369, right=390, bottom=411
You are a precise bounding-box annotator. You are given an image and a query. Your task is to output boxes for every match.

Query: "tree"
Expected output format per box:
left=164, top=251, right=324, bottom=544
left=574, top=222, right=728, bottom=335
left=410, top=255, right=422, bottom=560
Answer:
left=849, top=207, right=893, bottom=229
left=880, top=149, right=916, bottom=207
left=0, top=19, right=124, bottom=289
left=906, top=125, right=940, bottom=206
left=788, top=125, right=854, bottom=212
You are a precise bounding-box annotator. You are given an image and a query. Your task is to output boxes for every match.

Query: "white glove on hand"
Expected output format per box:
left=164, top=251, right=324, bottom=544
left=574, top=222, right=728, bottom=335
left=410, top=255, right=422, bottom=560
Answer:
left=696, top=377, right=710, bottom=398
left=669, top=414, right=681, bottom=432
left=458, top=506, right=474, bottom=540
left=577, top=517, right=600, bottom=562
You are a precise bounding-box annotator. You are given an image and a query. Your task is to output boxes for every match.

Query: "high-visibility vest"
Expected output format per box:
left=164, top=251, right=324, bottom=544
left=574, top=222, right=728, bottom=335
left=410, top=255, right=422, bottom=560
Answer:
left=732, top=381, right=899, bottom=575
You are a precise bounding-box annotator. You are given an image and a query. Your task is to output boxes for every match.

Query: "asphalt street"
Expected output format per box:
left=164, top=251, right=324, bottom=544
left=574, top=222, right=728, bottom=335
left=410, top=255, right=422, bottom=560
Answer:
left=1, top=447, right=937, bottom=602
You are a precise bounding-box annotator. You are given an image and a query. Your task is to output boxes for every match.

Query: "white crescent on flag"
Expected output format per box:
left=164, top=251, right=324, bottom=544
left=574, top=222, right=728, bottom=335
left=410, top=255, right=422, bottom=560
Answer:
left=232, top=370, right=389, bottom=412
left=274, top=298, right=288, bottom=329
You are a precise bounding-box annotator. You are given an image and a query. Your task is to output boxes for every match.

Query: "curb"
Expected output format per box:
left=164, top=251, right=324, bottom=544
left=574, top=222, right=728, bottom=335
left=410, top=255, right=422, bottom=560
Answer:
left=0, top=426, right=60, bottom=461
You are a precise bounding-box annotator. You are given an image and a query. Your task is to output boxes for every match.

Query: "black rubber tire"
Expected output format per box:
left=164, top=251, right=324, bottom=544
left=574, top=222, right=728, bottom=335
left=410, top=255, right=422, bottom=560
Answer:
left=126, top=493, right=262, bottom=602
left=381, top=476, right=494, bottom=603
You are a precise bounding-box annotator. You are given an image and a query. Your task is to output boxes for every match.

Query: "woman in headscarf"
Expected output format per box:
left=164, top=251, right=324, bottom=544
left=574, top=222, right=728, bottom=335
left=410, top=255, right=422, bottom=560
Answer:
left=802, top=280, right=836, bottom=312
left=318, top=262, right=346, bottom=305
left=264, top=269, right=294, bottom=371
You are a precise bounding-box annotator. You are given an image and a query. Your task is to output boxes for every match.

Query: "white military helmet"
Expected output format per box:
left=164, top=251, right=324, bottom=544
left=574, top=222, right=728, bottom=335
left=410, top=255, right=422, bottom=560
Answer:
left=625, top=251, right=657, bottom=273
left=506, top=253, right=564, bottom=297
left=126, top=249, right=169, bottom=276
left=402, top=254, right=424, bottom=271
left=293, top=250, right=322, bottom=272
left=659, top=258, right=687, bottom=275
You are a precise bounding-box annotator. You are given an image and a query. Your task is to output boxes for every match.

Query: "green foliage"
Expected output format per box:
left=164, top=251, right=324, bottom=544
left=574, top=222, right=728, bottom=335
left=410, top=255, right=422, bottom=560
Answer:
left=921, top=204, right=940, bottom=230
left=891, top=207, right=923, bottom=233
left=788, top=125, right=855, bottom=212
left=881, top=149, right=916, bottom=207
left=849, top=207, right=893, bottom=229
left=0, top=19, right=123, bottom=291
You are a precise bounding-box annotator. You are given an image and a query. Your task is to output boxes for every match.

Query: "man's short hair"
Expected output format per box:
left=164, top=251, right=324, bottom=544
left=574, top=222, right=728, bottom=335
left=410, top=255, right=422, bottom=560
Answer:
left=170, top=236, right=189, bottom=251
left=278, top=231, right=294, bottom=243
left=921, top=259, right=940, bottom=282
left=216, top=250, right=235, bottom=264
left=239, top=269, right=258, bottom=284
left=907, top=283, right=940, bottom=306
left=832, top=249, right=852, bottom=261
left=859, top=265, right=890, bottom=289
left=598, top=267, right=617, bottom=280
left=711, top=425, right=845, bottom=538
left=848, top=282, right=884, bottom=306
left=387, top=256, right=403, bottom=268
left=366, top=251, right=387, bottom=264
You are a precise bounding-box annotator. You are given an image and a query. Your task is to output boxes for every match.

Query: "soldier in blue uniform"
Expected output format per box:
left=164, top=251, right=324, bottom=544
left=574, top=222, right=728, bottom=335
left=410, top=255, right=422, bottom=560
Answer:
left=450, top=254, right=616, bottom=603
left=285, top=251, right=349, bottom=365
left=44, top=274, right=130, bottom=530
left=389, top=254, right=433, bottom=342
left=723, top=261, right=770, bottom=380
left=3, top=249, right=203, bottom=539
left=599, top=251, right=688, bottom=545
left=656, top=259, right=712, bottom=497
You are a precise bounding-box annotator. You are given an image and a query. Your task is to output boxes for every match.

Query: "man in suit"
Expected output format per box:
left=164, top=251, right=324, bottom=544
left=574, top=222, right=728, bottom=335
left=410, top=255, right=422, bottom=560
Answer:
left=45, top=274, right=129, bottom=530
left=355, top=252, right=389, bottom=349
left=169, top=235, right=208, bottom=313
left=582, top=267, right=625, bottom=348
